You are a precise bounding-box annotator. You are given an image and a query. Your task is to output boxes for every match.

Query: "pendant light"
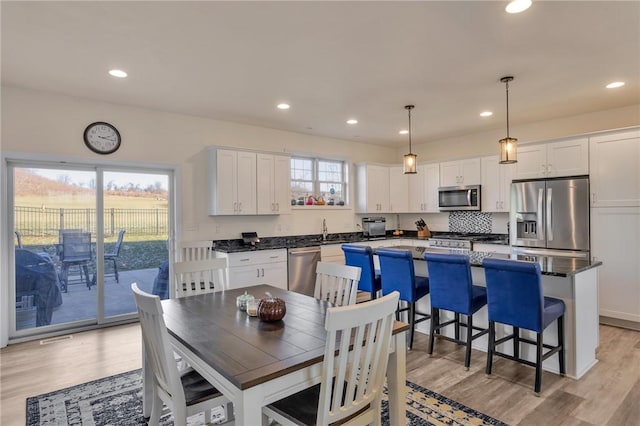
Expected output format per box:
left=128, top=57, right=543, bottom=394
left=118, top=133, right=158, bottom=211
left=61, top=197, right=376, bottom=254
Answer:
left=403, top=105, right=417, bottom=174
left=499, top=76, right=517, bottom=164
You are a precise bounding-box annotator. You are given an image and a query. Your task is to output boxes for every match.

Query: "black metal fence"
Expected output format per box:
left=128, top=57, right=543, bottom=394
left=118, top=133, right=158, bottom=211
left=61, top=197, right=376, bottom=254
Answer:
left=15, top=206, right=168, bottom=237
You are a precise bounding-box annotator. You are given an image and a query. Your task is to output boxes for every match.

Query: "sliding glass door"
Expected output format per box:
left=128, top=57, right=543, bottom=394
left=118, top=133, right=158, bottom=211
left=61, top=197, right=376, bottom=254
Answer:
left=9, top=162, right=171, bottom=337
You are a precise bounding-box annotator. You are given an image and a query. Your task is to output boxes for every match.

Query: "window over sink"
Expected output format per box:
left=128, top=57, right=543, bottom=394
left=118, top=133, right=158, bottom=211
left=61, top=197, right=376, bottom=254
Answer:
left=290, top=157, right=348, bottom=206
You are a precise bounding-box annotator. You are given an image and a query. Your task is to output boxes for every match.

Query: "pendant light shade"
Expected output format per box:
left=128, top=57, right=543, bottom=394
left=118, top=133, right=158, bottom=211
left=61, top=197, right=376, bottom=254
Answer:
left=499, top=76, right=517, bottom=164
left=403, top=105, right=417, bottom=174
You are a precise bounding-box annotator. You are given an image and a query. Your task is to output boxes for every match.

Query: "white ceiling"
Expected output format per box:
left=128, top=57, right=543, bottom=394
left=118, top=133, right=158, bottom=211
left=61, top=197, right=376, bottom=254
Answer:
left=2, top=1, right=639, bottom=148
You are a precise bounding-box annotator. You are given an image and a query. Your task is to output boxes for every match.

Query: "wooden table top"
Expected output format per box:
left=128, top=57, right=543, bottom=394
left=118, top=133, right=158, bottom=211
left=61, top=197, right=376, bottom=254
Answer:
left=162, top=284, right=409, bottom=390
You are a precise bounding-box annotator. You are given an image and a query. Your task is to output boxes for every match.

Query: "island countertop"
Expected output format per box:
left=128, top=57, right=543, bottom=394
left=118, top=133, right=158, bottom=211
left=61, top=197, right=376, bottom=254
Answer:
left=376, top=245, right=602, bottom=277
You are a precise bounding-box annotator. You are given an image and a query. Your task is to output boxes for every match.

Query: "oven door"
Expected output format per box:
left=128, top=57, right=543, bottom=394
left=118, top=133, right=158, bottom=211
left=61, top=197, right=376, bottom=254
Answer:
left=438, top=185, right=481, bottom=211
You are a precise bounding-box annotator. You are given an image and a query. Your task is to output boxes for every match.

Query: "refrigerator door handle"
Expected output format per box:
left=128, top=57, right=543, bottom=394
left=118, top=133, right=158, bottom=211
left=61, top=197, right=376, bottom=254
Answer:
left=537, top=188, right=545, bottom=240
left=547, top=188, right=553, bottom=241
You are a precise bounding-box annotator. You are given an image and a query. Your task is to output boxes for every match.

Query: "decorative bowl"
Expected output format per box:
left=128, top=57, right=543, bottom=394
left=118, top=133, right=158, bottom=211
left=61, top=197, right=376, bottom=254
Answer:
left=257, top=293, right=286, bottom=321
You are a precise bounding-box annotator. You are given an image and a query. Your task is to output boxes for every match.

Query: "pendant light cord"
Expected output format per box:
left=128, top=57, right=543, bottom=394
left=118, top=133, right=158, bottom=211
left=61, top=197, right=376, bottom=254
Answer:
left=505, top=79, right=510, bottom=139
left=408, top=107, right=412, bottom=153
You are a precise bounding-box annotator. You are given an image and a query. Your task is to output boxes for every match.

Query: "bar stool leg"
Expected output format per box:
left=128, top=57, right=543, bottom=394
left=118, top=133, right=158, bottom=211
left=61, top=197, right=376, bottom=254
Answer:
left=428, top=307, right=437, bottom=357
left=534, top=332, right=543, bottom=395
left=558, top=315, right=566, bottom=376
left=409, top=302, right=416, bottom=350
left=513, top=326, right=520, bottom=359
left=486, top=321, right=495, bottom=376
left=454, top=313, right=460, bottom=341
left=464, top=315, right=473, bottom=371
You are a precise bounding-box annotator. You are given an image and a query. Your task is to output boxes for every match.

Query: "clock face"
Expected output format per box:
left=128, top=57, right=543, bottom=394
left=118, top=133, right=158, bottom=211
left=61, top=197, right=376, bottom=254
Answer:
left=84, top=122, right=121, bottom=154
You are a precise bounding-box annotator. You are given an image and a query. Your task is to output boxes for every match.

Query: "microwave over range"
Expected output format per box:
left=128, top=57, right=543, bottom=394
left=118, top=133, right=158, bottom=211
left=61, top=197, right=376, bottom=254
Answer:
left=438, top=185, right=481, bottom=211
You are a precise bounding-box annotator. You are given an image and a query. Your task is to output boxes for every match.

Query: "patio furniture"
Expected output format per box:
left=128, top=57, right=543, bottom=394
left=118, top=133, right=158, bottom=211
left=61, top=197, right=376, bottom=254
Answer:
left=104, top=229, right=126, bottom=283
left=59, top=232, right=93, bottom=292
left=15, top=248, right=62, bottom=328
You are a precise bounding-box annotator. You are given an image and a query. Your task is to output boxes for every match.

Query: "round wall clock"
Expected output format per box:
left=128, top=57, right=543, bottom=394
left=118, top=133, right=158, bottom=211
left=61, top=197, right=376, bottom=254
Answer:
left=83, top=122, right=121, bottom=154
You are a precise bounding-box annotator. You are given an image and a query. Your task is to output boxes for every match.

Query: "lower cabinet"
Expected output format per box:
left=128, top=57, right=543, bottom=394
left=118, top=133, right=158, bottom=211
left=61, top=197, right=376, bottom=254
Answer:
left=216, top=249, right=288, bottom=290
left=320, top=244, right=345, bottom=264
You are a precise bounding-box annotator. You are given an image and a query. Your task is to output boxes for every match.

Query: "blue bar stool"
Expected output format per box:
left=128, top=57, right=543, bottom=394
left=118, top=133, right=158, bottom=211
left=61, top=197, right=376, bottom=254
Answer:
left=341, top=244, right=381, bottom=300
left=424, top=252, right=488, bottom=370
left=377, top=248, right=430, bottom=350
left=483, top=258, right=566, bottom=395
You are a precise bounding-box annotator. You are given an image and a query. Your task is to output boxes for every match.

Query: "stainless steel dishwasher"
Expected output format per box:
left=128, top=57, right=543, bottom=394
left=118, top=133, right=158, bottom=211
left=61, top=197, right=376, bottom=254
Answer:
left=288, top=246, right=321, bottom=296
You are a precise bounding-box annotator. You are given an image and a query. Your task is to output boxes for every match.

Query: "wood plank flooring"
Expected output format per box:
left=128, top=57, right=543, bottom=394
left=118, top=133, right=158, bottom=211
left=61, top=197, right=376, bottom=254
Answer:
left=1, top=322, right=638, bottom=425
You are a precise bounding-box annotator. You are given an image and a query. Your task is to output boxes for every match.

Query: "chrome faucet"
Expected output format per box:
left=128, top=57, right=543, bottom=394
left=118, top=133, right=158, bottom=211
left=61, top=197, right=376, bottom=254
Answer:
left=322, top=219, right=328, bottom=241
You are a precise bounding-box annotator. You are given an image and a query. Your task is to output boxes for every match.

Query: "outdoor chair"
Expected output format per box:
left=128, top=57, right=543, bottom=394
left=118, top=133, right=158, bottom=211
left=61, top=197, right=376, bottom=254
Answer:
left=313, top=261, right=361, bottom=306
left=104, top=229, right=126, bottom=283
left=131, top=283, right=234, bottom=425
left=59, top=231, right=93, bottom=292
left=262, top=291, right=400, bottom=426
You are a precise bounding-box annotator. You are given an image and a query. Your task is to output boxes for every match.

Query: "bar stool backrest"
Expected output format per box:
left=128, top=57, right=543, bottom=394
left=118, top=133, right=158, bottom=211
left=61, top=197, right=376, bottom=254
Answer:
left=376, top=248, right=416, bottom=301
left=483, top=258, right=545, bottom=332
left=342, top=244, right=378, bottom=294
left=424, top=253, right=474, bottom=314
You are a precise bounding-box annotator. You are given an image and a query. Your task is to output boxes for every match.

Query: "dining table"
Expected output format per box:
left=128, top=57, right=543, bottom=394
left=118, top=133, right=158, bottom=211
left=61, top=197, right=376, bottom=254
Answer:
left=142, top=284, right=409, bottom=425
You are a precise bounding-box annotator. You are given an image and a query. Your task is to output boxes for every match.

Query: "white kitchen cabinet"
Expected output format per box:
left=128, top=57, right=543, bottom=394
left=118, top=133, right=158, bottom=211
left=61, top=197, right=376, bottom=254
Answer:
left=408, top=163, right=440, bottom=213
left=320, top=244, right=345, bottom=264
left=356, top=164, right=390, bottom=213
left=481, top=155, right=514, bottom=212
left=208, top=149, right=257, bottom=215
left=439, top=158, right=481, bottom=187
left=388, top=166, right=409, bottom=213
left=591, top=207, right=640, bottom=323
left=216, top=249, right=288, bottom=290
left=589, top=129, right=640, bottom=207
left=515, top=137, right=589, bottom=179
left=257, top=153, right=291, bottom=214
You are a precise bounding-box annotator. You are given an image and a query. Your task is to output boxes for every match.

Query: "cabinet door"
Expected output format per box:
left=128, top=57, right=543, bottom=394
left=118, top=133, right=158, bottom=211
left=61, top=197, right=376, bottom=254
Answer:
left=388, top=166, right=408, bottom=212
left=366, top=165, right=389, bottom=212
left=459, top=158, right=481, bottom=185
left=440, top=161, right=461, bottom=187
left=273, top=155, right=292, bottom=214
left=407, top=166, right=426, bottom=212
left=590, top=130, right=640, bottom=207
left=260, top=263, right=288, bottom=290
left=424, top=163, right=440, bottom=212
left=515, top=144, right=547, bottom=179
left=235, top=151, right=257, bottom=214
left=481, top=156, right=501, bottom=212
left=591, top=207, right=640, bottom=322
left=547, top=137, right=589, bottom=177
left=499, top=161, right=515, bottom=212
left=215, top=149, right=238, bottom=215
left=256, top=153, right=275, bottom=214
left=228, top=265, right=260, bottom=290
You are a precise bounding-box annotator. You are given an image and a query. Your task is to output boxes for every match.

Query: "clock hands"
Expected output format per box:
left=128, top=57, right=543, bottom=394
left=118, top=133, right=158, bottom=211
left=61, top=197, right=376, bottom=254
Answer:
left=98, top=135, right=116, bottom=142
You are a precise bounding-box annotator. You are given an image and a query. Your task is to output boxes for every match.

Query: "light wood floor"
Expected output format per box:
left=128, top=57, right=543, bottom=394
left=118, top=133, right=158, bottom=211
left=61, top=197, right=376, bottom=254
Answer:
left=1, top=322, right=638, bottom=425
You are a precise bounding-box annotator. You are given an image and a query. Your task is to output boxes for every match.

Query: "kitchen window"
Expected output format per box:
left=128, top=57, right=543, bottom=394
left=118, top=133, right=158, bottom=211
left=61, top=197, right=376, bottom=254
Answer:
left=290, top=157, right=347, bottom=205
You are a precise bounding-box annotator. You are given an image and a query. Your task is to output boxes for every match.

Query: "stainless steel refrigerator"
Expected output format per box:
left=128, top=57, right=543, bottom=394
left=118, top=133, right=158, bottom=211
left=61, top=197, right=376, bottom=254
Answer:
left=510, top=176, right=590, bottom=258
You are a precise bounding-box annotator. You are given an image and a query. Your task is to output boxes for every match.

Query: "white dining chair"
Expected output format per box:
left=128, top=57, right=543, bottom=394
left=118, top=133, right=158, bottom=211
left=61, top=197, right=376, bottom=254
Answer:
left=313, top=261, right=361, bottom=306
left=180, top=240, right=215, bottom=262
left=173, top=258, right=228, bottom=298
left=262, top=291, right=400, bottom=426
left=131, top=283, right=234, bottom=426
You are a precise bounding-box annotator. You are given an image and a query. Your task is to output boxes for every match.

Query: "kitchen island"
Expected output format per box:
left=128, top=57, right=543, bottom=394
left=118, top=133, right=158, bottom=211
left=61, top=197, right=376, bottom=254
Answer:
left=380, top=245, right=602, bottom=380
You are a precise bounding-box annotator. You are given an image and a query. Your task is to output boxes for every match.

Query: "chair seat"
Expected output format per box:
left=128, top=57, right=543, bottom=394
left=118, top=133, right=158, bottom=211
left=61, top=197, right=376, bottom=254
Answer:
left=542, top=296, right=565, bottom=330
left=469, top=285, right=488, bottom=314
left=414, top=276, right=430, bottom=301
left=180, top=368, right=223, bottom=406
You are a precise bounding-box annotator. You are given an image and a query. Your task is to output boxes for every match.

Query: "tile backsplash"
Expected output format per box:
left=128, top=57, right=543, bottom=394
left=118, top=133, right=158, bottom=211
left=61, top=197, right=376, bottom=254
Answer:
left=448, top=211, right=493, bottom=233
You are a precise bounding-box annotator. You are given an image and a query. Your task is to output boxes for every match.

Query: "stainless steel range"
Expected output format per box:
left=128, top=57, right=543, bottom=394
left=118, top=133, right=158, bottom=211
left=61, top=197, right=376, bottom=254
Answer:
left=429, top=233, right=499, bottom=252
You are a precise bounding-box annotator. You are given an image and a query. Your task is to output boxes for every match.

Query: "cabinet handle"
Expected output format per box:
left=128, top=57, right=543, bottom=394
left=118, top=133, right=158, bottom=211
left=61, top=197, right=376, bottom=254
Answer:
left=547, top=163, right=552, bottom=175
left=238, top=202, right=242, bottom=212
left=271, top=202, right=275, bottom=211
left=276, top=203, right=279, bottom=211
left=541, top=164, right=547, bottom=175
left=256, top=269, right=260, bottom=277
left=261, top=268, right=265, bottom=277
left=269, top=255, right=279, bottom=259
left=233, top=202, right=238, bottom=213
left=592, top=192, right=597, bottom=204
left=240, top=258, right=250, bottom=262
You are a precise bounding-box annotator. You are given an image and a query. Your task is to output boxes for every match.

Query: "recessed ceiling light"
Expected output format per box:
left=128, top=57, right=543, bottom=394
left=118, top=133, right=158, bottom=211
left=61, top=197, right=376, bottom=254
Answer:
left=606, top=81, right=625, bottom=89
left=346, top=119, right=358, bottom=125
left=399, top=130, right=409, bottom=135
left=277, top=103, right=290, bottom=110
left=480, top=111, right=493, bottom=117
left=506, top=0, right=532, bottom=14
left=108, top=69, right=127, bottom=78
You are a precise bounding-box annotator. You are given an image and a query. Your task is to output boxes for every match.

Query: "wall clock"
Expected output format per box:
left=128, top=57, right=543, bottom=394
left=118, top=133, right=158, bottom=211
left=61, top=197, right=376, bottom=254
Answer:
left=83, top=122, right=121, bottom=154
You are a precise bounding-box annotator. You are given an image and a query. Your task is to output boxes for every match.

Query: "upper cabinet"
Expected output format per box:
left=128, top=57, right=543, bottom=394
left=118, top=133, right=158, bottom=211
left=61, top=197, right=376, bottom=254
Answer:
left=388, top=166, right=409, bottom=213
left=257, top=153, right=291, bottom=215
left=208, top=149, right=257, bottom=215
left=356, top=164, right=390, bottom=213
left=439, top=158, right=481, bottom=187
left=590, top=129, right=640, bottom=207
left=408, top=163, right=440, bottom=213
left=481, top=155, right=514, bottom=212
left=515, top=137, right=589, bottom=179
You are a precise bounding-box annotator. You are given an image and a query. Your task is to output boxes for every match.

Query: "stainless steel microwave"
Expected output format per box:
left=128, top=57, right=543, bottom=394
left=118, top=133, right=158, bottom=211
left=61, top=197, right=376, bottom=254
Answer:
left=438, top=185, right=481, bottom=211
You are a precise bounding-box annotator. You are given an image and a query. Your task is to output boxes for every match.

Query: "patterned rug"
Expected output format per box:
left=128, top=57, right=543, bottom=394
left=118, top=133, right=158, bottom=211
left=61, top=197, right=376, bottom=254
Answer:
left=26, top=369, right=508, bottom=425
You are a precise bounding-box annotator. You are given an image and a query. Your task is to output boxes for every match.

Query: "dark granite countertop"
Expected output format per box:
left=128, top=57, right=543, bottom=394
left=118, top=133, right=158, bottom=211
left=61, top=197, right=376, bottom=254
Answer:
left=212, top=231, right=509, bottom=253
left=376, top=245, right=602, bottom=277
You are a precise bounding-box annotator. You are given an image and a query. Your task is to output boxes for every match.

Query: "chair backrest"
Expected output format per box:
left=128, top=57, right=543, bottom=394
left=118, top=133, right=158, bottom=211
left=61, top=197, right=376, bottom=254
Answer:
left=61, top=232, right=92, bottom=261
left=173, top=258, right=228, bottom=298
left=424, top=252, right=475, bottom=314
left=314, top=261, right=361, bottom=306
left=58, top=229, right=83, bottom=244
left=376, top=248, right=417, bottom=302
left=107, top=229, right=126, bottom=256
left=14, top=231, right=23, bottom=248
left=341, top=244, right=378, bottom=293
left=180, top=240, right=215, bottom=262
left=317, top=291, right=400, bottom=425
left=131, top=283, right=186, bottom=406
left=482, top=258, right=545, bottom=332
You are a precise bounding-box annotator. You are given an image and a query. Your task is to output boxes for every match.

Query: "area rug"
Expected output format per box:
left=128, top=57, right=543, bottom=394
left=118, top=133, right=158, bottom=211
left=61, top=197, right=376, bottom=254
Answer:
left=26, top=369, right=508, bottom=425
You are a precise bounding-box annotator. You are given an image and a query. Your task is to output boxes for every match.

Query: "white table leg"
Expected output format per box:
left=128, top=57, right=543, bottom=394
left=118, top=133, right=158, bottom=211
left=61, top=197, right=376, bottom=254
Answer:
left=387, top=331, right=407, bottom=424
left=234, top=386, right=264, bottom=426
